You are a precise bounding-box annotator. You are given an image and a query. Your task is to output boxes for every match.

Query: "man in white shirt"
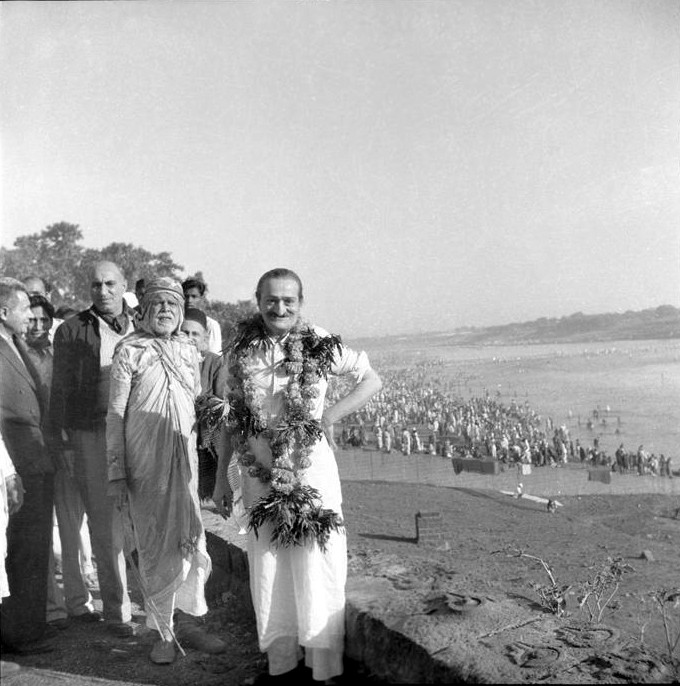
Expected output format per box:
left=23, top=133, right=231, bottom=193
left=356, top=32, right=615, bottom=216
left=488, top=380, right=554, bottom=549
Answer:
left=181, top=277, right=222, bottom=355
left=216, top=268, right=382, bottom=682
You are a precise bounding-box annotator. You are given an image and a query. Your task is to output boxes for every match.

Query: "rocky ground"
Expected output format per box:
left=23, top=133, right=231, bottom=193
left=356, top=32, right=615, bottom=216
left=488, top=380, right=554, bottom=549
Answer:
left=2, top=477, right=679, bottom=684
left=1, top=568, right=265, bottom=686
left=343, top=482, right=680, bottom=683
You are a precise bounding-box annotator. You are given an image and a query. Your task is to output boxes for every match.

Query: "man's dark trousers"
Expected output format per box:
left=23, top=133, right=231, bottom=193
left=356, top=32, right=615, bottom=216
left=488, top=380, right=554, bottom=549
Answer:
left=1, top=473, right=54, bottom=648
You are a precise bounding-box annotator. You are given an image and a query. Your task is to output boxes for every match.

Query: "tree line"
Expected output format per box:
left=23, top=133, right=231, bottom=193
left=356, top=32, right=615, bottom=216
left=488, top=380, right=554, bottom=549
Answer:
left=0, top=222, right=256, bottom=341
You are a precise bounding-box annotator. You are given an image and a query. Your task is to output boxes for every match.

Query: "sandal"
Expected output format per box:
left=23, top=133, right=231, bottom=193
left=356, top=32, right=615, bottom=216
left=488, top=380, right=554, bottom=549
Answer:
left=177, top=624, right=227, bottom=654
left=150, top=639, right=176, bottom=665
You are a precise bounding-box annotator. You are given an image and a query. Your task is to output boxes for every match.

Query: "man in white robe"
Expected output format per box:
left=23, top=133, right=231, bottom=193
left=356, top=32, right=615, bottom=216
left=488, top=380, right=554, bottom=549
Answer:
left=215, top=268, right=382, bottom=683
left=107, top=278, right=226, bottom=664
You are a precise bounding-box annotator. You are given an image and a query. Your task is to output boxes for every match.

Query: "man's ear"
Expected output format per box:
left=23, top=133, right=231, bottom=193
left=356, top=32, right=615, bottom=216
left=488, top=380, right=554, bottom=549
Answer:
left=0, top=305, right=8, bottom=323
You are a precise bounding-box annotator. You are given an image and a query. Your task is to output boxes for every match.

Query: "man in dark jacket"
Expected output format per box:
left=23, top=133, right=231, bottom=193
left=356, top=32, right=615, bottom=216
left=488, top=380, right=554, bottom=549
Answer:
left=180, top=307, right=227, bottom=500
left=49, top=262, right=136, bottom=636
left=0, top=277, right=54, bottom=654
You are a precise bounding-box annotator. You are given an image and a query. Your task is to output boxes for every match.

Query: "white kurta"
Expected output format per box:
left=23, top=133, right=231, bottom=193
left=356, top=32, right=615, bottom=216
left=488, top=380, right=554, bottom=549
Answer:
left=235, top=326, right=370, bottom=655
left=0, top=430, right=17, bottom=599
left=206, top=316, right=222, bottom=356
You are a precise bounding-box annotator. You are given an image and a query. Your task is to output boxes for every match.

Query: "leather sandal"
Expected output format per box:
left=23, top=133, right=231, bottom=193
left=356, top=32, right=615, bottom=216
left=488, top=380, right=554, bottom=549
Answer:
left=72, top=611, right=103, bottom=623
left=177, top=625, right=227, bottom=654
left=106, top=621, right=136, bottom=638
left=150, top=639, right=176, bottom=665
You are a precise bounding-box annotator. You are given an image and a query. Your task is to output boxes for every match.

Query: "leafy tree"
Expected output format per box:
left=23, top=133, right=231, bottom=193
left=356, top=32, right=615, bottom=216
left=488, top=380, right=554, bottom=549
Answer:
left=0, top=222, right=84, bottom=304
left=206, top=298, right=258, bottom=344
left=655, top=305, right=678, bottom=317
left=74, top=243, right=184, bottom=300
left=1, top=223, right=186, bottom=306
left=1, top=223, right=254, bottom=338
left=183, top=271, right=258, bottom=342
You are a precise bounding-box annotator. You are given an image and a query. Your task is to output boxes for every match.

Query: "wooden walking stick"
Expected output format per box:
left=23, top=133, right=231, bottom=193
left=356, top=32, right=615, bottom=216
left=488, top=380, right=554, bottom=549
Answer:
left=120, top=502, right=186, bottom=656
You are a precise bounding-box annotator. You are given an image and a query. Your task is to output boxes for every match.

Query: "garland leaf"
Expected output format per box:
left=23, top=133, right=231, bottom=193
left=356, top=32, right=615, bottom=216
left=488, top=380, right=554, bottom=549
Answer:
left=206, top=314, right=346, bottom=549
left=248, top=485, right=344, bottom=551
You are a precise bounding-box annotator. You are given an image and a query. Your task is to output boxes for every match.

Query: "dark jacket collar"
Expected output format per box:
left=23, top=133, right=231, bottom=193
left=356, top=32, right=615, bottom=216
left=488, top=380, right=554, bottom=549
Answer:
left=89, top=303, right=135, bottom=334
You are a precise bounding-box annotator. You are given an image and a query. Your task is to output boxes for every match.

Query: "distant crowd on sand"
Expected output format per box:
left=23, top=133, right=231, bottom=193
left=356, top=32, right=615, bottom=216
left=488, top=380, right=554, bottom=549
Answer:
left=334, top=361, right=674, bottom=478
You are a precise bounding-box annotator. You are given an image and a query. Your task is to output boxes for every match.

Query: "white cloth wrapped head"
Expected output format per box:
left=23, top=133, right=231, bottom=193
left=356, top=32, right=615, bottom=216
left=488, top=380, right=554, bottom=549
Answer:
left=139, top=277, right=185, bottom=336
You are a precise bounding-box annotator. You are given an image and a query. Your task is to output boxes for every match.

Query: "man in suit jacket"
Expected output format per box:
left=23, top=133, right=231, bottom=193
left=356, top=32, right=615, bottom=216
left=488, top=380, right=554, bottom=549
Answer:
left=0, top=277, right=54, bottom=654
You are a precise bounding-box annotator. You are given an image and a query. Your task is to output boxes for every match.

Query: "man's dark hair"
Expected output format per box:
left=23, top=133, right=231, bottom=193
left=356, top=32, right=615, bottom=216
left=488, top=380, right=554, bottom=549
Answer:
left=182, top=277, right=207, bottom=297
left=135, top=278, right=146, bottom=290
left=255, top=268, right=304, bottom=303
left=55, top=305, right=78, bottom=320
left=183, top=307, right=207, bottom=329
left=29, top=294, right=55, bottom=321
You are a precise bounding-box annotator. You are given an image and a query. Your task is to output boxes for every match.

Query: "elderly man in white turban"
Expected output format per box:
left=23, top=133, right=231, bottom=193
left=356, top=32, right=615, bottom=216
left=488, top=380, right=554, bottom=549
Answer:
left=106, top=277, right=226, bottom=664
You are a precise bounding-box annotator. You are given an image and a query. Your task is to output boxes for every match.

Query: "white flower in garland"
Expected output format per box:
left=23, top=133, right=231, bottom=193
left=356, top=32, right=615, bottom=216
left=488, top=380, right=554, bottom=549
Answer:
left=218, top=314, right=345, bottom=550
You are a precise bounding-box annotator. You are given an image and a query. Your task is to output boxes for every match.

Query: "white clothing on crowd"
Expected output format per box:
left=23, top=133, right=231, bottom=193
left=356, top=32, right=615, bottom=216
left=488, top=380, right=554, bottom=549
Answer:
left=401, top=429, right=411, bottom=456
left=205, top=316, right=222, bottom=356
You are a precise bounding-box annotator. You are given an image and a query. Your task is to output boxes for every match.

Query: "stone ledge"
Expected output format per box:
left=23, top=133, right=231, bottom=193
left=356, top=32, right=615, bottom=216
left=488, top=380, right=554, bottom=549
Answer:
left=344, top=576, right=523, bottom=683
left=201, top=514, right=671, bottom=684
left=205, top=530, right=252, bottom=610
left=202, top=511, right=521, bottom=683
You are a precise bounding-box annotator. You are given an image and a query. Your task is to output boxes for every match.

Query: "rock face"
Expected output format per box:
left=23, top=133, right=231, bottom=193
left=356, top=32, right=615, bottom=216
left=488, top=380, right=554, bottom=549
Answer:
left=343, top=566, right=670, bottom=684
left=345, top=576, right=522, bottom=683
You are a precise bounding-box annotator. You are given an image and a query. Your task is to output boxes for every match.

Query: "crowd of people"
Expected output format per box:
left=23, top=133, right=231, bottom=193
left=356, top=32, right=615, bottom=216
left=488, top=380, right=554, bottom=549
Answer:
left=335, top=363, right=674, bottom=478
left=0, top=265, right=673, bottom=681
left=0, top=265, right=382, bottom=684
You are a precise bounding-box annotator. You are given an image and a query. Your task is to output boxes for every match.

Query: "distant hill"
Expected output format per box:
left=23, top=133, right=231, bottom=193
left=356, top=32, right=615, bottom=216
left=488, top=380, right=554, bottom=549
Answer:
left=357, top=305, right=680, bottom=348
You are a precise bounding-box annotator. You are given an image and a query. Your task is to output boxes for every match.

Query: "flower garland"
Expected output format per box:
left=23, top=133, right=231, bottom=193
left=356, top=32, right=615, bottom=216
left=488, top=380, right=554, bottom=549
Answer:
left=223, top=314, right=344, bottom=550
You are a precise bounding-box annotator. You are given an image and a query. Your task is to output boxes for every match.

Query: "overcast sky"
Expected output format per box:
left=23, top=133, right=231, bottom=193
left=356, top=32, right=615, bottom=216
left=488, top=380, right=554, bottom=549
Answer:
left=1, top=1, right=678, bottom=338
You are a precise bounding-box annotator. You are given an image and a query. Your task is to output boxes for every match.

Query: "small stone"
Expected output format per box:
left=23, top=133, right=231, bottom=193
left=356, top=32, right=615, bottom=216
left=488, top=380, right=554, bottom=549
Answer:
left=640, top=550, right=655, bottom=562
